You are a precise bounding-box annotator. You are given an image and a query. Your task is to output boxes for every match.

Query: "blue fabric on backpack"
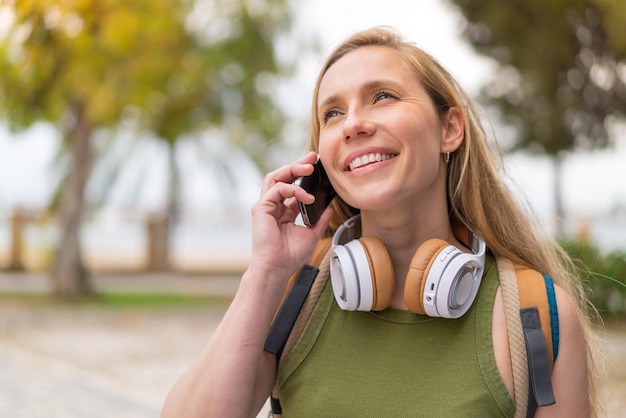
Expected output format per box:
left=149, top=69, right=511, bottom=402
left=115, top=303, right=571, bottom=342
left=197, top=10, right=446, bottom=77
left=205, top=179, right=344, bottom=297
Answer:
left=543, top=274, right=559, bottom=362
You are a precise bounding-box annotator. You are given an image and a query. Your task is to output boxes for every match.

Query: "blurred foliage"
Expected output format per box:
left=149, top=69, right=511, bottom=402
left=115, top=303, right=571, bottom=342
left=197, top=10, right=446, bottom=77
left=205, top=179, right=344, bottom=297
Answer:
left=561, top=238, right=626, bottom=317
left=450, top=0, right=626, bottom=155
left=450, top=0, right=626, bottom=234
left=1, top=0, right=193, bottom=128
left=0, top=0, right=293, bottom=296
left=0, top=292, right=231, bottom=308
left=0, top=0, right=291, bottom=165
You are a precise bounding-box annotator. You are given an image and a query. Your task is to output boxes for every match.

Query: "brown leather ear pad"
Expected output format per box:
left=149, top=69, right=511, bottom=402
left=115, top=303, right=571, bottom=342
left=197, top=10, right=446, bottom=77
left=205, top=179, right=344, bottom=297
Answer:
left=359, top=236, right=394, bottom=311
left=404, top=238, right=450, bottom=314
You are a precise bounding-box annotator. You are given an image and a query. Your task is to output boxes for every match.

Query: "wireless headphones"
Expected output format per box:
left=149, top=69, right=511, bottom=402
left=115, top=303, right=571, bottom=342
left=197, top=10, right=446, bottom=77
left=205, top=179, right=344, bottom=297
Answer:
left=330, top=214, right=487, bottom=319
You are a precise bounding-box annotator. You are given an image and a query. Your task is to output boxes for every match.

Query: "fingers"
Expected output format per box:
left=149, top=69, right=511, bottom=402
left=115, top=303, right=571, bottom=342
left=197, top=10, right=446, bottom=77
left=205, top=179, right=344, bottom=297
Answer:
left=261, top=181, right=312, bottom=211
left=254, top=152, right=319, bottom=220
left=250, top=153, right=332, bottom=276
left=261, top=151, right=318, bottom=195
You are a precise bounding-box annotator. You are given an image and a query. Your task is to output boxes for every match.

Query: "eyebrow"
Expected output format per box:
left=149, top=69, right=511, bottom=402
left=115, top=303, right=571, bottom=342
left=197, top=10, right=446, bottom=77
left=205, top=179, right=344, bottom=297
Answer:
left=318, top=79, right=402, bottom=112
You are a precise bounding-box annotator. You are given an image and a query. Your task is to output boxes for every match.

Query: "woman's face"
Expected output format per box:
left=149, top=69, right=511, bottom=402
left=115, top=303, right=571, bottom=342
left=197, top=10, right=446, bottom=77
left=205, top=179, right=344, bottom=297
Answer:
left=317, top=46, right=456, bottom=215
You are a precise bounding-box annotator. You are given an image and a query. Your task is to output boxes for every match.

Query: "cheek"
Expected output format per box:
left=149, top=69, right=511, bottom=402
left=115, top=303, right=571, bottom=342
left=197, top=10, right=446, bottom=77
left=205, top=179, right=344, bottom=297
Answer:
left=317, top=131, right=336, bottom=164
left=317, top=133, right=343, bottom=193
left=402, top=119, right=444, bottom=156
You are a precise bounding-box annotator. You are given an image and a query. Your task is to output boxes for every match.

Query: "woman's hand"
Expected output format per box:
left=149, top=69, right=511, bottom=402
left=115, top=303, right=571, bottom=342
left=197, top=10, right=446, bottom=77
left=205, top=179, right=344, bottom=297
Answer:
left=161, top=153, right=334, bottom=418
left=249, top=151, right=332, bottom=281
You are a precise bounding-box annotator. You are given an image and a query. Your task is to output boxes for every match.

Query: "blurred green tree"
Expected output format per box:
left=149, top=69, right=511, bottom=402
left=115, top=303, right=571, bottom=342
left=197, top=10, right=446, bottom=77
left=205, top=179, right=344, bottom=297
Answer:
left=0, top=0, right=291, bottom=296
left=450, top=0, right=626, bottom=234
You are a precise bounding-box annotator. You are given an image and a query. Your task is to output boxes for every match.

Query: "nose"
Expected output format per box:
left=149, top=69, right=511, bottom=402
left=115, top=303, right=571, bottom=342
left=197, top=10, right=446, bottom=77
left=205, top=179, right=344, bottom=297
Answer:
left=342, top=110, right=376, bottom=142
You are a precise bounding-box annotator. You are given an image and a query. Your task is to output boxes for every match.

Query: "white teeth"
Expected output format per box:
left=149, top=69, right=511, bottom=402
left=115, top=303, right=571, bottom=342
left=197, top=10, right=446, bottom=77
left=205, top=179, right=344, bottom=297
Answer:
left=349, top=153, right=394, bottom=171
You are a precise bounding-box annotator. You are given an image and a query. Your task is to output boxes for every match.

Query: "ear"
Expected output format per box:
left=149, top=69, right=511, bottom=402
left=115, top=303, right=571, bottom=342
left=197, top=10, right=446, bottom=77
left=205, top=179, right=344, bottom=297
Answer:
left=440, top=107, right=464, bottom=154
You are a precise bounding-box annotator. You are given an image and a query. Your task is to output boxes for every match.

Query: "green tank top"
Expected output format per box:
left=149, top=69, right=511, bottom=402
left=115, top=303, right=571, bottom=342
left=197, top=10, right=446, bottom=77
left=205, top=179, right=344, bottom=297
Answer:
left=278, top=256, right=515, bottom=417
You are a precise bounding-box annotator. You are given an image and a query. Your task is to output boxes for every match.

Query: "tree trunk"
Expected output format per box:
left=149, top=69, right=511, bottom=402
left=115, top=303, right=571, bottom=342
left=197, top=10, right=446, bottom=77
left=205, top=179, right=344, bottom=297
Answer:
left=145, top=141, right=178, bottom=271
left=553, top=152, right=565, bottom=237
left=166, top=140, right=180, bottom=227
left=146, top=213, right=169, bottom=272
left=8, top=206, right=26, bottom=271
left=52, top=102, right=92, bottom=298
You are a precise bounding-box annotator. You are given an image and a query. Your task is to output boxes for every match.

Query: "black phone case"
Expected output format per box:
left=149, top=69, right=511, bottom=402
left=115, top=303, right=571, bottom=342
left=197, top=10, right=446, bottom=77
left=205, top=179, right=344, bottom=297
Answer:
left=296, top=160, right=336, bottom=226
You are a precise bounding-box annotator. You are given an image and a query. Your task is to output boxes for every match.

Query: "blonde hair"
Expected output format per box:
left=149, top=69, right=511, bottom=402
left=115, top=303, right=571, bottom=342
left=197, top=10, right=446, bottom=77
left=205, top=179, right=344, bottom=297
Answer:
left=308, top=26, right=600, bottom=416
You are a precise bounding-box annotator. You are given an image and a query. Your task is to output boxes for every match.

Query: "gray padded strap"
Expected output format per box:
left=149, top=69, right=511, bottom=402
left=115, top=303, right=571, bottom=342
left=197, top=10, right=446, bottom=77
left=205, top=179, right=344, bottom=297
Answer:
left=520, top=307, right=556, bottom=416
left=264, top=265, right=319, bottom=359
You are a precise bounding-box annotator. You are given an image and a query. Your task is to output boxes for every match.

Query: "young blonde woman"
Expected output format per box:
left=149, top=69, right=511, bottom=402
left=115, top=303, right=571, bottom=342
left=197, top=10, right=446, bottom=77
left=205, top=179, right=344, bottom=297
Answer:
left=162, top=27, right=599, bottom=417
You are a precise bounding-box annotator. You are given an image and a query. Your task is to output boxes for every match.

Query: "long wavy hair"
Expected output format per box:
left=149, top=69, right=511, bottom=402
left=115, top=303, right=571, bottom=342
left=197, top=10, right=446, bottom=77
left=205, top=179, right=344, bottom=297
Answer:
left=307, top=26, right=600, bottom=416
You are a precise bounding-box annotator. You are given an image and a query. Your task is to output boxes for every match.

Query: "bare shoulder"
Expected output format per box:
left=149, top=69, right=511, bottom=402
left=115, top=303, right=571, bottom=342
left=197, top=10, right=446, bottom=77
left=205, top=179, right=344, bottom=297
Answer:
left=554, top=284, right=585, bottom=333
left=534, top=284, right=590, bottom=418
left=552, top=284, right=588, bottom=370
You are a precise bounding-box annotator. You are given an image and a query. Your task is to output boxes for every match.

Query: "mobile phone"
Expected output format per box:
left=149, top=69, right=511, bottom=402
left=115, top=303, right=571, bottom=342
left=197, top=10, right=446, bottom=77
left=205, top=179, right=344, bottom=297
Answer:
left=295, top=158, right=336, bottom=226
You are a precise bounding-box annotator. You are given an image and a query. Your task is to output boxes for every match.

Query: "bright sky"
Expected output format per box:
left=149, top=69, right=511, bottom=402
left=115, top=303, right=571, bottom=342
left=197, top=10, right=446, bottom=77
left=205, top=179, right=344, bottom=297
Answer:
left=0, top=0, right=625, bottom=242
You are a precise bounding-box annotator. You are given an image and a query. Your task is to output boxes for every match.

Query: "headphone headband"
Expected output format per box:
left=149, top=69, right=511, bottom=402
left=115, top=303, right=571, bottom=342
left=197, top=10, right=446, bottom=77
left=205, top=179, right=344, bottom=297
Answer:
left=332, top=215, right=361, bottom=247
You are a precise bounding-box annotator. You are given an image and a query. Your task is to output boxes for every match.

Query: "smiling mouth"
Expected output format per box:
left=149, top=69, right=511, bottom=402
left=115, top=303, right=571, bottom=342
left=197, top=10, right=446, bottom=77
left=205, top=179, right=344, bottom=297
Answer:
left=348, top=153, right=397, bottom=171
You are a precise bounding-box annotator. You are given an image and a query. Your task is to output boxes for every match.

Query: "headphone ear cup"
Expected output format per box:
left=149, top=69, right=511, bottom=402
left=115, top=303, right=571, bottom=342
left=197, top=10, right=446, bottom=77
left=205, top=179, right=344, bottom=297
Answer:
left=359, top=236, right=394, bottom=311
left=330, top=236, right=393, bottom=311
left=404, top=238, right=451, bottom=315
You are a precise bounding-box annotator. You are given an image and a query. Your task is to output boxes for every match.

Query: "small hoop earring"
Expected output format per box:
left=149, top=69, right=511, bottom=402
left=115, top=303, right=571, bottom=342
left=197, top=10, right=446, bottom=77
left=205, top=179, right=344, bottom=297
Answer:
left=445, top=152, right=450, bottom=164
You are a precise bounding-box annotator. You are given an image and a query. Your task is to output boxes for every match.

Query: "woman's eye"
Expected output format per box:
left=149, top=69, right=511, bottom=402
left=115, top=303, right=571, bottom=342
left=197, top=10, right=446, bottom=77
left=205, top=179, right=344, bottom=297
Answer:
left=323, top=109, right=340, bottom=123
left=374, top=90, right=397, bottom=102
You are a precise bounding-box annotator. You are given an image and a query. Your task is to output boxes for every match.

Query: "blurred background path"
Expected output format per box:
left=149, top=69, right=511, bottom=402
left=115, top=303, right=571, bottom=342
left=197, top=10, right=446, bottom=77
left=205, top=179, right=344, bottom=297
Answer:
left=0, top=272, right=258, bottom=418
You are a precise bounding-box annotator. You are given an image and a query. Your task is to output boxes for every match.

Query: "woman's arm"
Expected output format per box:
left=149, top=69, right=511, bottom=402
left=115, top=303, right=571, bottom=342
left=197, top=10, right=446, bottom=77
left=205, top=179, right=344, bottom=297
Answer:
left=160, top=268, right=285, bottom=417
left=161, top=152, right=331, bottom=418
left=534, top=285, right=590, bottom=418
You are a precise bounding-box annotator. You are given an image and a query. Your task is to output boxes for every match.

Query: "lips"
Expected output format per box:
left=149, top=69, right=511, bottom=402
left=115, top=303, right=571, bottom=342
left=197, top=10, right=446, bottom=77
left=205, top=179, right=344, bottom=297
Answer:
left=348, top=152, right=397, bottom=171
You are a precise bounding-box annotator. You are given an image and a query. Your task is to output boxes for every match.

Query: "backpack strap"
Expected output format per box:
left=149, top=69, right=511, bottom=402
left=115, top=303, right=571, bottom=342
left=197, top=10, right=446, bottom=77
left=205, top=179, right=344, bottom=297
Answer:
left=515, top=265, right=558, bottom=416
left=264, top=237, right=332, bottom=358
left=264, top=264, right=320, bottom=360
left=516, top=266, right=559, bottom=369
left=264, top=238, right=332, bottom=417
left=273, top=238, right=333, bottom=315
left=498, top=257, right=558, bottom=418
left=497, top=257, right=529, bottom=418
